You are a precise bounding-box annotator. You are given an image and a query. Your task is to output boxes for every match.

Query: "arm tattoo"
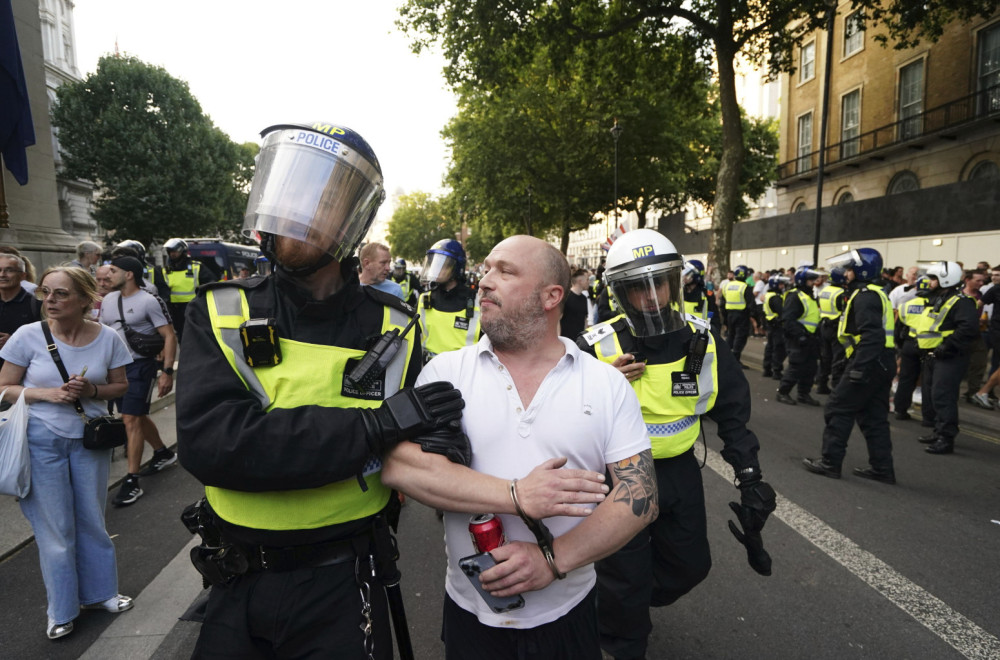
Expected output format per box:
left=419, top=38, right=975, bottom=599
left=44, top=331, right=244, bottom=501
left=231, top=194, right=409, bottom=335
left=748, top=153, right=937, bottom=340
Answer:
left=611, top=450, right=657, bottom=518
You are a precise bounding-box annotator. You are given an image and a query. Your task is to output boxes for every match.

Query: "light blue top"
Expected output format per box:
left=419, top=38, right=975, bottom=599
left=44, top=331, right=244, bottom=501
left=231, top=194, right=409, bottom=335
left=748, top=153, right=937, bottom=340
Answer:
left=365, top=278, right=405, bottom=300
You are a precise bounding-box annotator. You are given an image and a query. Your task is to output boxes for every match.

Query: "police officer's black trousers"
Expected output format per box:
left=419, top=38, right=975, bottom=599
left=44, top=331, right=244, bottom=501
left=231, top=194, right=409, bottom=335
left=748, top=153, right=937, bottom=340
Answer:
left=763, top=323, right=786, bottom=375
left=726, top=310, right=750, bottom=361
left=193, top=560, right=393, bottom=660
left=893, top=341, right=922, bottom=414
left=597, top=449, right=710, bottom=660
left=922, top=353, right=971, bottom=442
left=820, top=349, right=896, bottom=471
left=816, top=321, right=845, bottom=388
left=779, top=335, right=819, bottom=397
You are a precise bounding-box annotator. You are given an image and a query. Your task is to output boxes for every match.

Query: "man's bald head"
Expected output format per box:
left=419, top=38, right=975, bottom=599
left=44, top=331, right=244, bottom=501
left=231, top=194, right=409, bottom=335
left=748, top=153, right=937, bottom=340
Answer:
left=493, top=235, right=570, bottom=311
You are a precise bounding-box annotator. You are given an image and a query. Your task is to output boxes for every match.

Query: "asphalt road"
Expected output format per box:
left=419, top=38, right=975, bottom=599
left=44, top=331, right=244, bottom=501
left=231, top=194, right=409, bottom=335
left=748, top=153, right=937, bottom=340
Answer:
left=2, top=339, right=998, bottom=659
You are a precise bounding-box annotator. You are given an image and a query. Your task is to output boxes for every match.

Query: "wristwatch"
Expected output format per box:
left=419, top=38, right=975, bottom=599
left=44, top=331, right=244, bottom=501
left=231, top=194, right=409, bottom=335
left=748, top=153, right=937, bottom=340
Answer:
left=162, top=367, right=175, bottom=376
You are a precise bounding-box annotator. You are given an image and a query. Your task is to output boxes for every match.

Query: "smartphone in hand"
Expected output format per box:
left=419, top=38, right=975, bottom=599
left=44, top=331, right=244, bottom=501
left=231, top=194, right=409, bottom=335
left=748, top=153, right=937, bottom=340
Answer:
left=458, top=552, right=525, bottom=613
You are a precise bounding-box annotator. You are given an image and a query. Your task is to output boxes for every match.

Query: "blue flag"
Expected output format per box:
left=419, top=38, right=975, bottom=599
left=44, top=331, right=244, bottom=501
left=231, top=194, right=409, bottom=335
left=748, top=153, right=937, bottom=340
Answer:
left=1, top=0, right=36, bottom=185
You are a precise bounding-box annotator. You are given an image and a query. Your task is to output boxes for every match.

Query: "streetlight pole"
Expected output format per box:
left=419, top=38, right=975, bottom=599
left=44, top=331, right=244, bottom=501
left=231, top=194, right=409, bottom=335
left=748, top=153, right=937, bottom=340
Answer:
left=812, top=2, right=836, bottom=267
left=610, top=119, right=623, bottom=234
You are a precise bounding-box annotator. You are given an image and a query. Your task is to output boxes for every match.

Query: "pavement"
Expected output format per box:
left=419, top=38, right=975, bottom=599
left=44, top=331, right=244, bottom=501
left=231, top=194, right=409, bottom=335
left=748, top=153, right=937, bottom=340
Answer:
left=2, top=337, right=997, bottom=659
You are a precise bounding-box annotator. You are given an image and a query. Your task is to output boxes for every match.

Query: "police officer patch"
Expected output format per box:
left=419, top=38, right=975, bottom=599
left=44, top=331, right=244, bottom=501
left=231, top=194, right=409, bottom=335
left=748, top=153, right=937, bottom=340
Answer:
left=671, top=372, right=698, bottom=397
left=454, top=316, right=470, bottom=331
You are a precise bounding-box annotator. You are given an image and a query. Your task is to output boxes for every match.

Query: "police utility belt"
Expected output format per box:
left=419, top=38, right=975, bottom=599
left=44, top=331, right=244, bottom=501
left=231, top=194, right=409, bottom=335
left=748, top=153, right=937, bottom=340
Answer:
left=182, top=498, right=374, bottom=585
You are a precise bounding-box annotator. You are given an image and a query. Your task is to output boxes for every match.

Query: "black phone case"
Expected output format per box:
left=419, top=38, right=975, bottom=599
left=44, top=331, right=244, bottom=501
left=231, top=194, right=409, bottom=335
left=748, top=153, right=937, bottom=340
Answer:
left=458, top=552, right=525, bottom=613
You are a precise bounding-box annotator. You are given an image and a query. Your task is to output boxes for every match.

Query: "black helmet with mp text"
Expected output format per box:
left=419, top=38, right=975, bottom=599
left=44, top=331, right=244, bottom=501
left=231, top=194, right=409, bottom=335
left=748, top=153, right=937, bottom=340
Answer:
left=242, top=121, right=386, bottom=275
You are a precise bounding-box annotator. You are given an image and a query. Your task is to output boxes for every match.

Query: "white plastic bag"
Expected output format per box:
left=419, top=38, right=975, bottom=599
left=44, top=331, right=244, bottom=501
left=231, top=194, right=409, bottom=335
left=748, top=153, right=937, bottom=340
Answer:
left=0, top=388, right=30, bottom=497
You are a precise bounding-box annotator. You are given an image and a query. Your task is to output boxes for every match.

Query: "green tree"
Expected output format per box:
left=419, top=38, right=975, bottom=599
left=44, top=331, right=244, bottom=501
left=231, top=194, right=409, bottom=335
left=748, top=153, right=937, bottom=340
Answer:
left=440, top=23, right=716, bottom=252
left=398, top=0, right=999, bottom=275
left=51, top=55, right=246, bottom=246
left=386, top=191, right=458, bottom=261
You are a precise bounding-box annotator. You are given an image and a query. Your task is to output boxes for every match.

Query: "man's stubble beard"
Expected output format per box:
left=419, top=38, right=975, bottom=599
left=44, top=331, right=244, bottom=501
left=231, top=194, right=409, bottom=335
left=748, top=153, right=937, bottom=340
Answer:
left=481, top=288, right=548, bottom=352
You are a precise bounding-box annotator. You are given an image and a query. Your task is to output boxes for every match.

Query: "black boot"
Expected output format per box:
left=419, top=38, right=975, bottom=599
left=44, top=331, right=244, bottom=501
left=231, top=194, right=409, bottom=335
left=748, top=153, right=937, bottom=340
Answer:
left=771, top=371, right=782, bottom=381
left=762, top=368, right=773, bottom=377
left=925, top=439, right=954, bottom=454
left=803, top=457, right=841, bottom=478
left=776, top=391, right=796, bottom=405
left=815, top=382, right=832, bottom=395
left=918, top=433, right=939, bottom=444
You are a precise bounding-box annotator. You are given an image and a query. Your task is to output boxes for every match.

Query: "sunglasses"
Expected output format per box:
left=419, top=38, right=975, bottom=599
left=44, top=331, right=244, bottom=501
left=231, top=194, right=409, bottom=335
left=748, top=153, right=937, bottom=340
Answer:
left=34, top=286, right=74, bottom=301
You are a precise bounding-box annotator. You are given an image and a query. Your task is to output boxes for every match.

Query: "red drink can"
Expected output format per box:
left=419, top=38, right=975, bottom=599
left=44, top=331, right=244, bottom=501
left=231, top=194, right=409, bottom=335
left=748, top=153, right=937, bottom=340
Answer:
left=469, top=513, right=505, bottom=553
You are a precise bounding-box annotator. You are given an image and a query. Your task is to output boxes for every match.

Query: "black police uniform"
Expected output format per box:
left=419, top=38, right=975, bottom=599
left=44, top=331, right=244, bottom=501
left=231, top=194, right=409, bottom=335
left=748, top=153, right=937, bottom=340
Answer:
left=155, top=255, right=215, bottom=343
left=391, top=271, right=422, bottom=307
left=919, top=288, right=979, bottom=452
left=426, top=281, right=475, bottom=314
left=577, top=324, right=763, bottom=660
left=596, top=286, right=617, bottom=323
left=778, top=285, right=820, bottom=400
left=816, top=290, right=847, bottom=393
left=819, top=283, right=897, bottom=473
left=178, top=263, right=423, bottom=659
left=762, top=291, right=786, bottom=379
left=683, top=285, right=721, bottom=336
left=893, top=295, right=926, bottom=419
left=720, top=282, right=755, bottom=363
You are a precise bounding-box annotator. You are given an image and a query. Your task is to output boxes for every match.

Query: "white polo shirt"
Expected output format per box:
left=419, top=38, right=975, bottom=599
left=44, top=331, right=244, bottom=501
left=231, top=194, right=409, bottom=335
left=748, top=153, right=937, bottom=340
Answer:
left=418, top=335, right=650, bottom=629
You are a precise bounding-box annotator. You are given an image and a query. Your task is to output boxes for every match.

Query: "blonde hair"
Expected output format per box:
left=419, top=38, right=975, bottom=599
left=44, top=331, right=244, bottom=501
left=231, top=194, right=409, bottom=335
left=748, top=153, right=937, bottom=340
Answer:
left=39, top=266, right=100, bottom=318
left=359, top=242, right=390, bottom=263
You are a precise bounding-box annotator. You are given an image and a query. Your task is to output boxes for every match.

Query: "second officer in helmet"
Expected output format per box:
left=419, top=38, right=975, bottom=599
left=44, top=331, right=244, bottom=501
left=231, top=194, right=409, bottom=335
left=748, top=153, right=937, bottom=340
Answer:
left=177, top=121, right=468, bottom=658
left=576, top=228, right=775, bottom=660
left=416, top=239, right=479, bottom=362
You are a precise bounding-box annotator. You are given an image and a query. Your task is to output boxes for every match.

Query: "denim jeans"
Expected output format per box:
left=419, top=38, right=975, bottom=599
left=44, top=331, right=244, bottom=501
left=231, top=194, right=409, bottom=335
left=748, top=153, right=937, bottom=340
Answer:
left=18, top=417, right=119, bottom=625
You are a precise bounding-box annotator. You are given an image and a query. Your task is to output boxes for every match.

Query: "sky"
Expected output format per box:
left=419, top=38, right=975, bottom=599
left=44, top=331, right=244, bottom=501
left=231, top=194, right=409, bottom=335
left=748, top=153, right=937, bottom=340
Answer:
left=71, top=0, right=459, bottom=224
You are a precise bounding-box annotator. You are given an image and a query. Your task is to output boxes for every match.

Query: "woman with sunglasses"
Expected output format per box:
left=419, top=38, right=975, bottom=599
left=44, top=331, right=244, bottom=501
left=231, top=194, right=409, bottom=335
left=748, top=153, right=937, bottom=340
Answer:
left=0, top=266, right=133, bottom=640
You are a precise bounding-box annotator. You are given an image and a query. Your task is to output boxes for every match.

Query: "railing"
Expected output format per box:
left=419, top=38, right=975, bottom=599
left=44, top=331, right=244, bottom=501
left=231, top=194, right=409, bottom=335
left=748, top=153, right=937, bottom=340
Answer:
left=778, top=83, right=1000, bottom=181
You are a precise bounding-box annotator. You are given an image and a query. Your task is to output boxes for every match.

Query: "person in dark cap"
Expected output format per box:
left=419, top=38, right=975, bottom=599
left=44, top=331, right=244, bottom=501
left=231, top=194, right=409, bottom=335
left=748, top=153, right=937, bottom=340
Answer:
left=100, top=256, right=178, bottom=506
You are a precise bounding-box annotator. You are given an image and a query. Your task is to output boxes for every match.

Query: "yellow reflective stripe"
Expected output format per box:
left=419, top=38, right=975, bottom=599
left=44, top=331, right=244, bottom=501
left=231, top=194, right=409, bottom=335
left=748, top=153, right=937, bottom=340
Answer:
left=207, top=288, right=270, bottom=409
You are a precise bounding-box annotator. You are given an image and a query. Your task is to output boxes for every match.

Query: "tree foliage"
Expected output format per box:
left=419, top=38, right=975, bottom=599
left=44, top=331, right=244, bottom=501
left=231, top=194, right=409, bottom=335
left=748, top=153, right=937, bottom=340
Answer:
left=51, top=56, right=249, bottom=246
left=398, top=0, right=999, bottom=276
left=386, top=191, right=458, bottom=262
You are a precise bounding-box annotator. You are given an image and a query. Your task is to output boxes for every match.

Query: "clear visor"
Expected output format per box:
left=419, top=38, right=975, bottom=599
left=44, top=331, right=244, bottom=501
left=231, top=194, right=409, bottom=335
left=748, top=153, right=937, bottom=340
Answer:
left=420, top=253, right=459, bottom=287
left=608, top=266, right=685, bottom=337
left=826, top=250, right=861, bottom=270
left=242, top=129, right=385, bottom=261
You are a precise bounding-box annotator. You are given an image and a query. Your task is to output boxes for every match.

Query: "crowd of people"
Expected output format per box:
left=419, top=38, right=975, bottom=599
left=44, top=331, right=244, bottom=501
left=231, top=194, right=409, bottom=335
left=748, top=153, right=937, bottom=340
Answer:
left=1, top=117, right=995, bottom=657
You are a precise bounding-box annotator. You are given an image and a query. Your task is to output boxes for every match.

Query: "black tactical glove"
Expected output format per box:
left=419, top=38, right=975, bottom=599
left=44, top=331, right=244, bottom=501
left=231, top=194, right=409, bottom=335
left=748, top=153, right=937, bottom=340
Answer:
left=728, top=478, right=777, bottom=576
left=360, top=381, right=465, bottom=455
left=932, top=345, right=953, bottom=360
left=410, top=426, right=472, bottom=466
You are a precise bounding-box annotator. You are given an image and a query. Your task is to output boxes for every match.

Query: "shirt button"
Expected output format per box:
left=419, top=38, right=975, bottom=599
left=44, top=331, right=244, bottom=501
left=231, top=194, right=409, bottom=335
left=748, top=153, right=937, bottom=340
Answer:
left=516, top=407, right=522, bottom=413
left=506, top=385, right=512, bottom=391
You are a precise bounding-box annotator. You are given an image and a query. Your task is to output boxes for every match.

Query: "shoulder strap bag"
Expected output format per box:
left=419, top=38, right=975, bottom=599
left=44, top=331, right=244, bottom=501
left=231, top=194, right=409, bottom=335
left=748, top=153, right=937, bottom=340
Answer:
left=41, top=322, right=127, bottom=450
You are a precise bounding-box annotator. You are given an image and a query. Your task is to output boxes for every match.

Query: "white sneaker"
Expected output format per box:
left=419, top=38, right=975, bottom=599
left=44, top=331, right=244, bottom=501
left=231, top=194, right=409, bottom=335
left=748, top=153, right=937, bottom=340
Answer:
left=971, top=393, right=995, bottom=410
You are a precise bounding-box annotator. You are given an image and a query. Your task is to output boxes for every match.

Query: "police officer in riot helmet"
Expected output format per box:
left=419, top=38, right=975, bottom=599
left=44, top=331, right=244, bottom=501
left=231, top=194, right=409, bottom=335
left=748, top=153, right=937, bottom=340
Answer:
left=416, top=239, right=479, bottom=361
left=804, top=248, right=898, bottom=482
left=762, top=273, right=790, bottom=380
left=576, top=228, right=775, bottom=660
left=177, top=121, right=468, bottom=659
left=915, top=261, right=979, bottom=454
left=390, top=257, right=421, bottom=307
left=776, top=266, right=824, bottom=406
left=158, top=237, right=214, bottom=342
left=682, top=258, right=720, bottom=335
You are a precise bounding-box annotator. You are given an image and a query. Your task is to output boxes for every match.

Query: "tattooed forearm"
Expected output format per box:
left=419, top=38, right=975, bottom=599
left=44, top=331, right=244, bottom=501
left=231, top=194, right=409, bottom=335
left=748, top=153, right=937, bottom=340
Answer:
left=611, top=450, right=658, bottom=519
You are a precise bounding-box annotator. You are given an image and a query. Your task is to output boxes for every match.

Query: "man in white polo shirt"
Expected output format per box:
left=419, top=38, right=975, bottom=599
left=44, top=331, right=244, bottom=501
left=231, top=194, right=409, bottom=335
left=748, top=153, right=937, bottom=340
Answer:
left=383, top=235, right=656, bottom=660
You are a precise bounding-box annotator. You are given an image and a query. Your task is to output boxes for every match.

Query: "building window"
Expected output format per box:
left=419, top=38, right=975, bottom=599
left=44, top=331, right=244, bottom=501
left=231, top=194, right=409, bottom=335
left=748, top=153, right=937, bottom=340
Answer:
left=888, top=170, right=920, bottom=195
left=899, top=61, right=923, bottom=139
left=800, top=42, right=816, bottom=82
left=969, top=160, right=1000, bottom=181
left=841, top=90, right=861, bottom=158
left=844, top=11, right=865, bottom=57
left=797, top=112, right=813, bottom=173
left=793, top=201, right=807, bottom=213
left=837, top=192, right=855, bottom=205
left=978, top=23, right=1000, bottom=115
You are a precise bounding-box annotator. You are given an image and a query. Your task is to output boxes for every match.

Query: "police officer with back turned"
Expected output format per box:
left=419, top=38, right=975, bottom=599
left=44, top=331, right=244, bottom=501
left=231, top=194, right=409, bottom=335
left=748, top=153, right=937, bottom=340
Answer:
left=177, top=121, right=468, bottom=659
left=776, top=266, right=823, bottom=406
left=719, top=264, right=754, bottom=366
left=803, top=248, right=897, bottom=483
left=577, top=229, right=775, bottom=660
